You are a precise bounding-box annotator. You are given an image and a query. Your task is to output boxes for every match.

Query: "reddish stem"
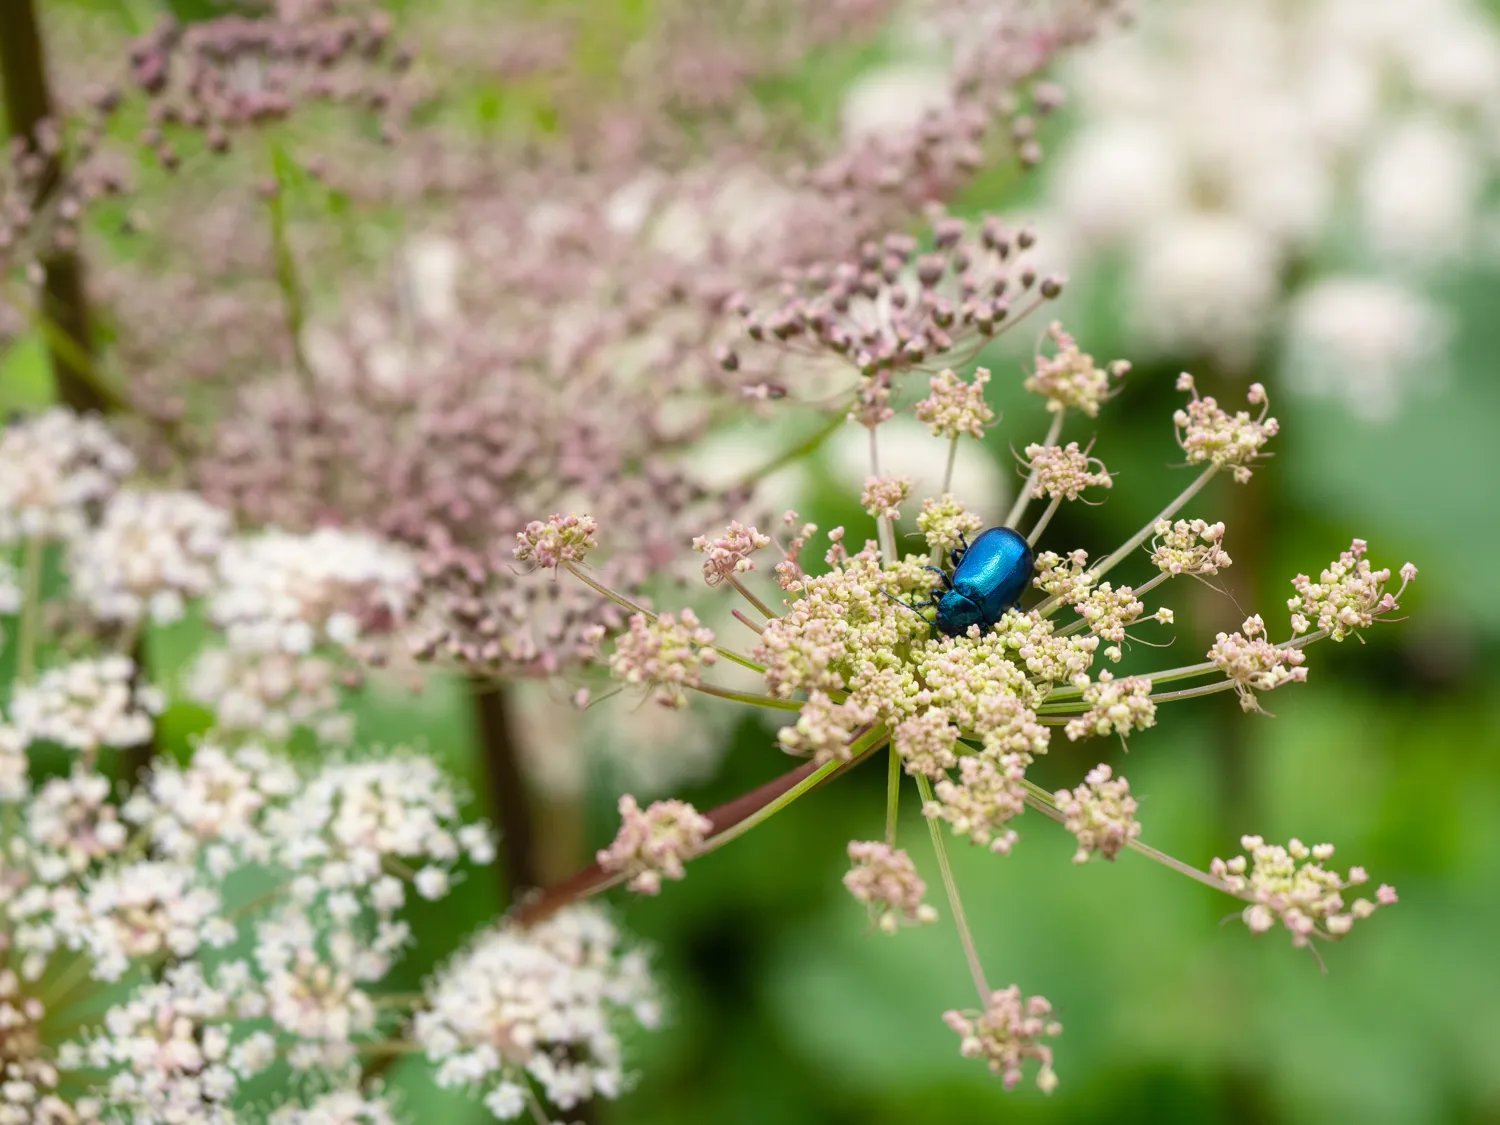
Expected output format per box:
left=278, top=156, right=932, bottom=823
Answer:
left=512, top=756, right=830, bottom=927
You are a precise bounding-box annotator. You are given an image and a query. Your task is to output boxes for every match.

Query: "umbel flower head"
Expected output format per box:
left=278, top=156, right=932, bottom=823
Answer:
left=529, top=239, right=1415, bottom=1092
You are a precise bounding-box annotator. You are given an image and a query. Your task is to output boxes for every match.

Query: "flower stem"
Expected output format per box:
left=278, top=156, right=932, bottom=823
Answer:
left=1027, top=496, right=1061, bottom=547
left=941, top=435, right=959, bottom=496
left=512, top=735, right=883, bottom=927
left=0, top=0, right=107, bottom=414
left=563, top=561, right=765, bottom=675
left=471, top=679, right=541, bottom=900
left=870, top=427, right=898, bottom=567
left=916, top=773, right=990, bottom=999
left=1090, top=465, right=1219, bottom=584
left=690, top=681, right=804, bottom=711
left=737, top=410, right=844, bottom=488
left=1018, top=777, right=1232, bottom=895
left=729, top=575, right=776, bottom=619
left=17, top=537, right=42, bottom=682
left=1004, top=411, right=1064, bottom=530
left=264, top=141, right=315, bottom=391
left=885, top=741, right=901, bottom=847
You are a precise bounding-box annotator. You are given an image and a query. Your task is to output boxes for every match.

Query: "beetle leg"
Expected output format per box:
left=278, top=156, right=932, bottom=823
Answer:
left=951, top=530, right=971, bottom=567
left=923, top=565, right=953, bottom=590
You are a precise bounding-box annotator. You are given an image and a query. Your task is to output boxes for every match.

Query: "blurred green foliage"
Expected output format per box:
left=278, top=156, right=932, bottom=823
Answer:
left=6, top=1, right=1500, bottom=1122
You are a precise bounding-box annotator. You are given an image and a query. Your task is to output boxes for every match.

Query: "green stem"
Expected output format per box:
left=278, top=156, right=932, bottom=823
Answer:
left=562, top=561, right=765, bottom=675
left=1004, top=411, right=1065, bottom=530
left=737, top=410, right=845, bottom=489
left=1018, top=777, right=1231, bottom=896
left=869, top=427, right=898, bottom=568
left=1035, top=464, right=1220, bottom=618
left=264, top=141, right=315, bottom=390
left=17, top=537, right=42, bottom=681
left=1027, top=496, right=1061, bottom=546
left=884, top=741, right=900, bottom=846
left=691, top=681, right=804, bottom=712
left=728, top=575, right=776, bottom=619
left=916, top=773, right=990, bottom=999
left=941, top=436, right=959, bottom=496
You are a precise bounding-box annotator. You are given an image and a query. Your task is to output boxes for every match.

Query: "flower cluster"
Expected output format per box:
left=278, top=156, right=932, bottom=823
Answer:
left=414, top=906, right=660, bottom=1120
left=1023, top=441, right=1112, bottom=501
left=208, top=527, right=414, bottom=655
left=1151, top=518, right=1231, bottom=576
left=1054, top=764, right=1140, bottom=863
left=1209, top=615, right=1309, bottom=712
left=8, top=655, right=161, bottom=757
left=609, top=611, right=720, bottom=710
left=553, top=308, right=1407, bottom=1096
left=1211, top=836, right=1398, bottom=948
left=598, top=795, right=713, bottom=895
left=944, top=986, right=1062, bottom=1093
left=515, top=514, right=599, bottom=570
left=1040, top=0, right=1494, bottom=413
left=1063, top=672, right=1155, bottom=743
left=916, top=367, right=995, bottom=440
left=692, top=521, right=771, bottom=586
left=1024, top=321, right=1128, bottom=417
left=0, top=408, right=135, bottom=544
left=1289, top=540, right=1417, bottom=641
left=67, top=488, right=231, bottom=625
left=1173, top=375, right=1278, bottom=483
left=844, top=841, right=938, bottom=933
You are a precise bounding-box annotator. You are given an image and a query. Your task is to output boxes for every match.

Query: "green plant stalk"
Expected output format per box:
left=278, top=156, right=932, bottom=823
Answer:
left=17, top=537, right=43, bottom=681
left=916, top=772, right=990, bottom=999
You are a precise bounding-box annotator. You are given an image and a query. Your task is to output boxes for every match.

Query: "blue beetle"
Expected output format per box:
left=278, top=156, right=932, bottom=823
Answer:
left=897, top=527, right=1033, bottom=637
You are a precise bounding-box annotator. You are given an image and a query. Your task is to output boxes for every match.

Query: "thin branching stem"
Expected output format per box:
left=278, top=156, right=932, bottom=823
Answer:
left=690, top=682, right=804, bottom=711
left=18, top=537, right=43, bottom=681
left=870, top=427, right=899, bottom=567
left=884, top=742, right=901, bottom=847
left=562, top=561, right=765, bottom=675
left=1004, top=411, right=1064, bottom=529
left=729, top=575, right=776, bottom=619
left=1027, top=496, right=1062, bottom=546
left=916, top=773, right=990, bottom=999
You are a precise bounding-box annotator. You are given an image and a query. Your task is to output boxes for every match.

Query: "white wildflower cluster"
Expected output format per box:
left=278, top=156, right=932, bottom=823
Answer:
left=209, top=527, right=415, bottom=655
left=1064, top=672, right=1155, bottom=744
left=185, top=647, right=352, bottom=744
left=943, top=985, right=1062, bottom=1094
left=9, top=655, right=162, bottom=757
left=843, top=841, right=939, bottom=933
left=547, top=288, right=1412, bottom=1100
left=185, top=526, right=414, bottom=742
left=1044, top=0, right=1495, bottom=410
left=415, top=906, right=660, bottom=1120
left=67, top=489, right=232, bottom=625
left=1208, top=615, right=1308, bottom=712
left=1211, top=835, right=1398, bottom=948
left=0, top=734, right=518, bottom=1120
left=1054, top=763, right=1140, bottom=863
left=1173, top=376, right=1278, bottom=483
left=597, top=795, right=712, bottom=895
left=1150, top=518, right=1231, bottom=576
left=608, top=610, right=719, bottom=709
left=0, top=407, right=135, bottom=544
left=1288, top=540, right=1416, bottom=641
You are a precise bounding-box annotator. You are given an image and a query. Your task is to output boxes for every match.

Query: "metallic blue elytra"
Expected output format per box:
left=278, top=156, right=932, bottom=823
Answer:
left=929, top=527, right=1033, bottom=637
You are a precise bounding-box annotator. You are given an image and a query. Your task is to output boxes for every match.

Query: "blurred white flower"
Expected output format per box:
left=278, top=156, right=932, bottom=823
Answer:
left=1038, top=0, right=1499, bottom=403
left=1128, top=214, right=1280, bottom=371
left=1359, top=116, right=1481, bottom=265
left=1284, top=277, right=1451, bottom=422
left=841, top=62, right=952, bottom=142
